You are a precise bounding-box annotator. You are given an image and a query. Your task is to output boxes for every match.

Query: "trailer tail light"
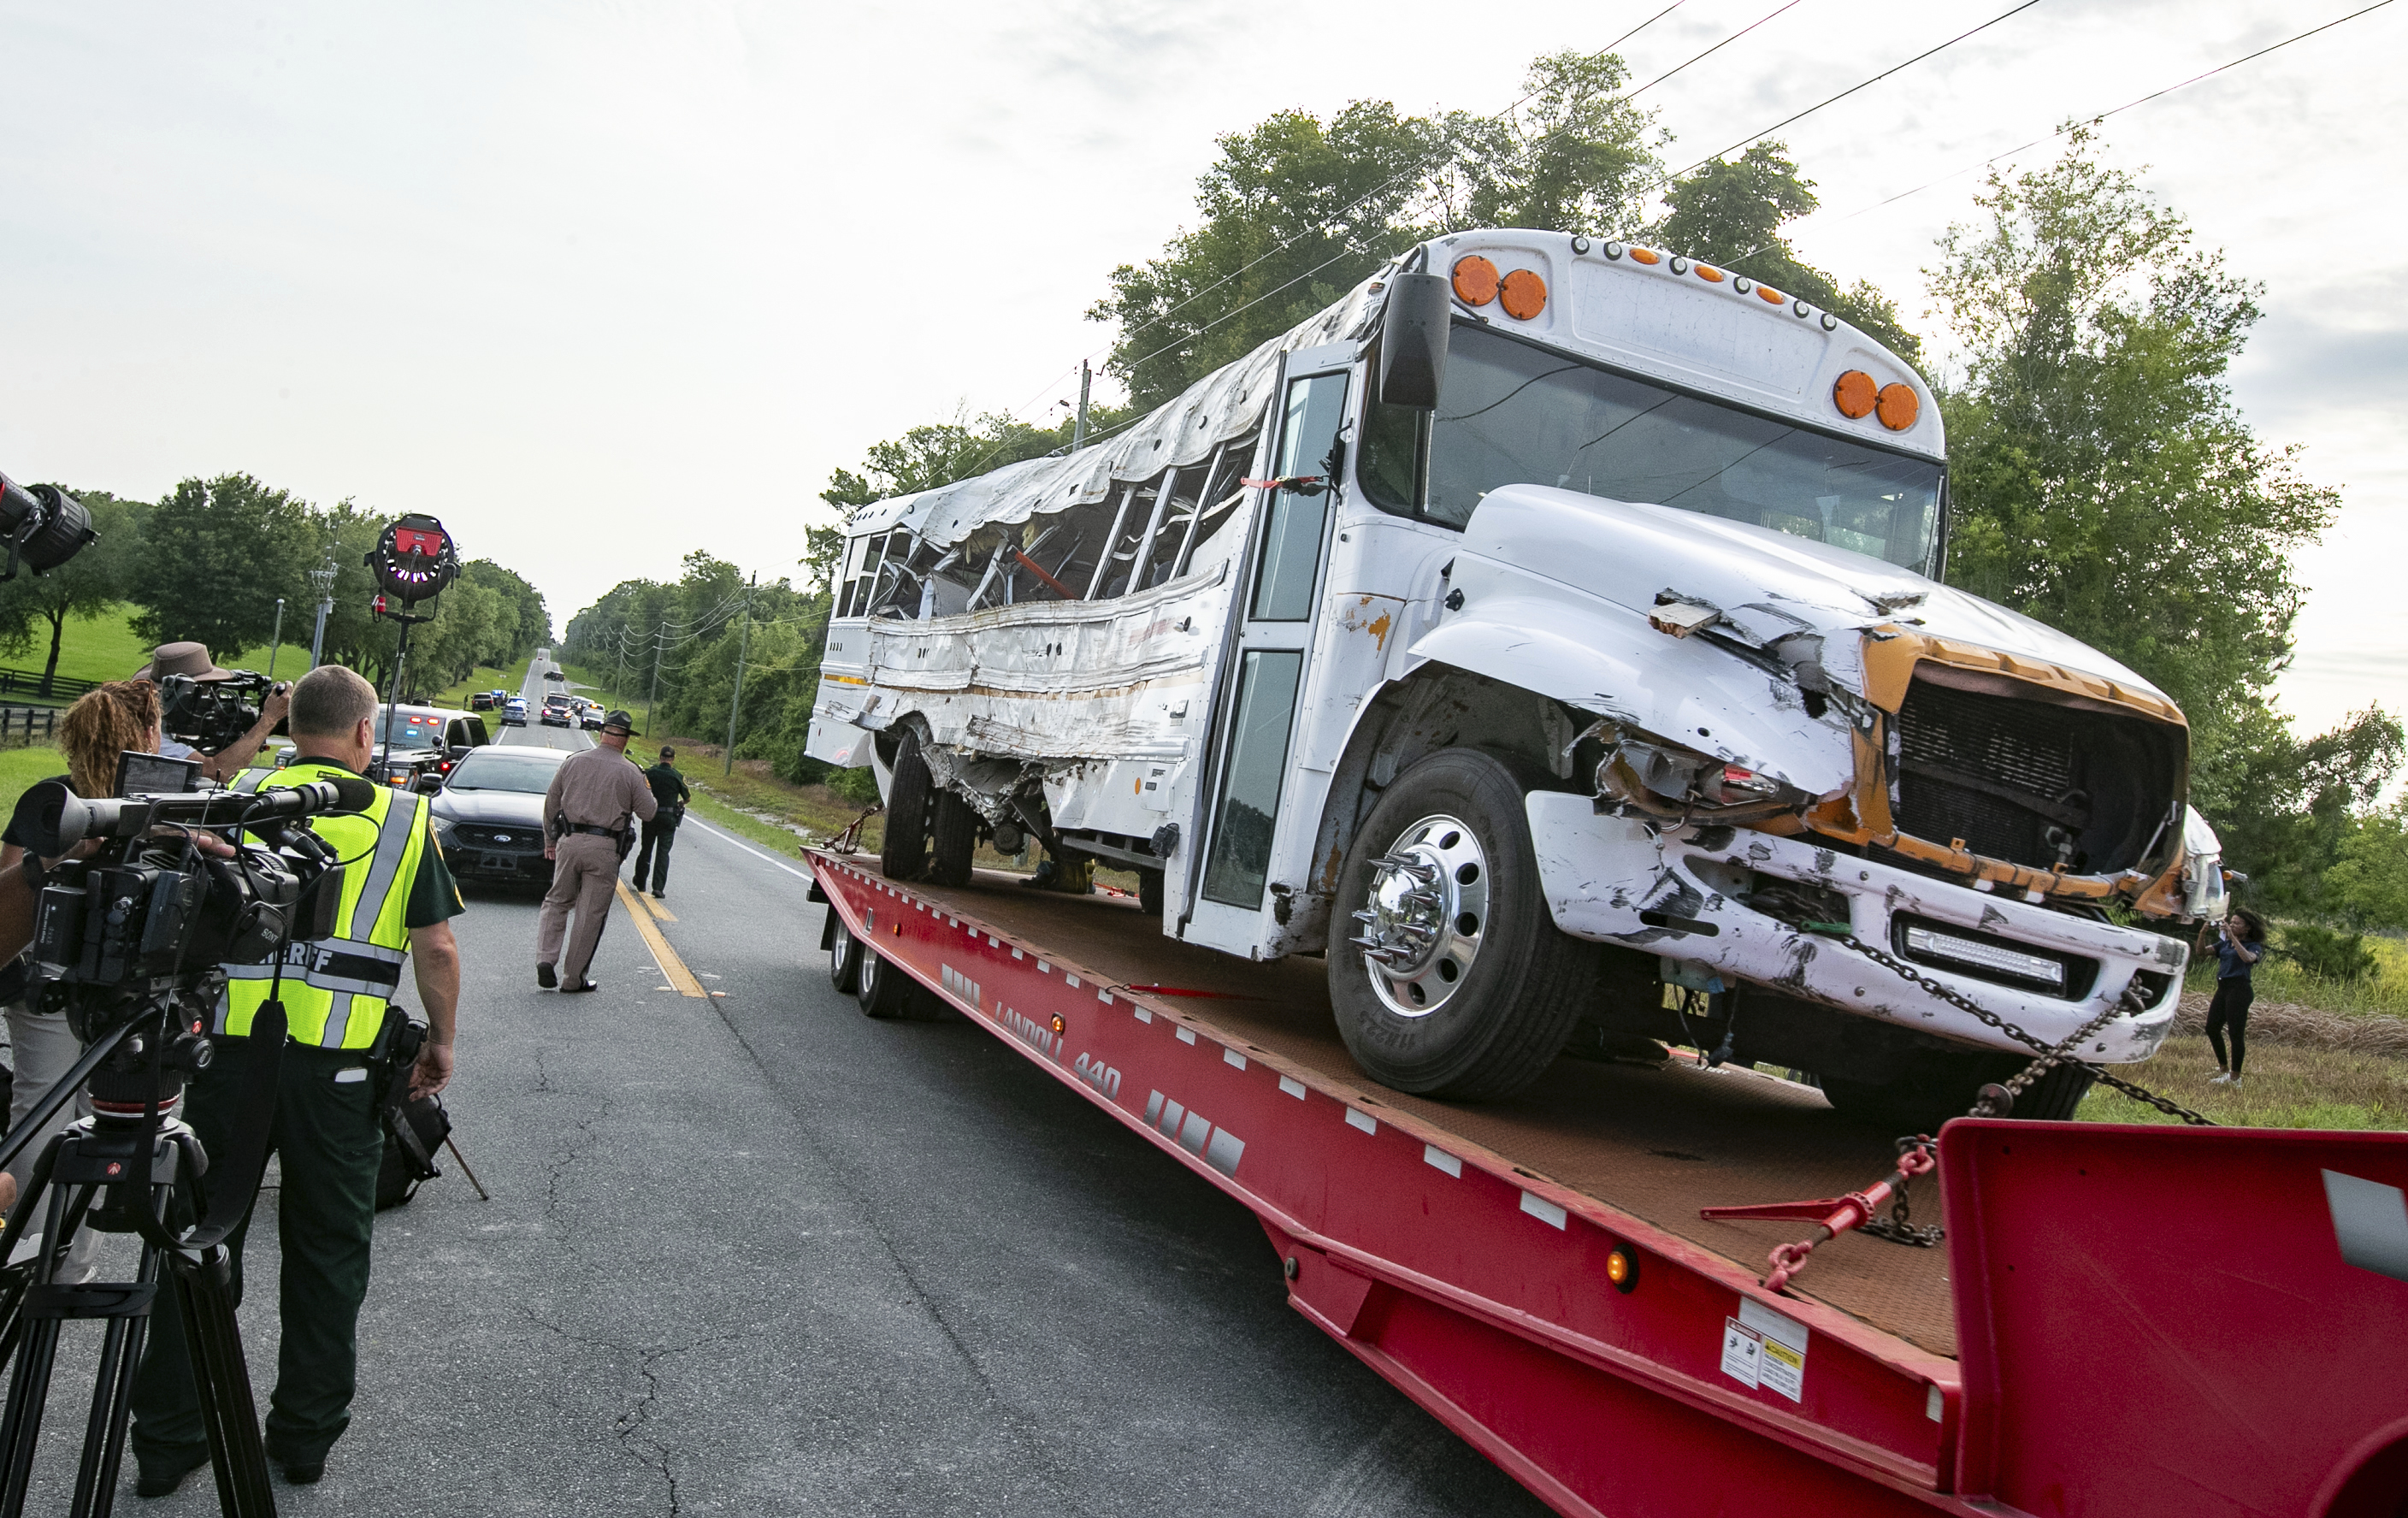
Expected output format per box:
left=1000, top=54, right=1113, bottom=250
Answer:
left=1606, top=1244, right=1639, bottom=1293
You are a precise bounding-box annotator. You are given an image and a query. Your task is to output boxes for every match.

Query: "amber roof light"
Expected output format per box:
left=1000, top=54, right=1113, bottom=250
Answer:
left=1499, top=269, right=1548, bottom=319
left=1833, top=370, right=1878, bottom=420
left=1452, top=256, right=1500, bottom=306
left=1876, top=382, right=1921, bottom=431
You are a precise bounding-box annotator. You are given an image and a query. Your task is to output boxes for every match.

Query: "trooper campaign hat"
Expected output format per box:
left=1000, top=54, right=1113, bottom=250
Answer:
left=602, top=709, right=634, bottom=735
left=133, top=641, right=237, bottom=683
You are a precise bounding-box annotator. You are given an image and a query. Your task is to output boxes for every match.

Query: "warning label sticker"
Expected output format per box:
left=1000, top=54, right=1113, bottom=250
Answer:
left=1757, top=1336, right=1805, bottom=1403
left=1720, top=1319, right=1762, bottom=1390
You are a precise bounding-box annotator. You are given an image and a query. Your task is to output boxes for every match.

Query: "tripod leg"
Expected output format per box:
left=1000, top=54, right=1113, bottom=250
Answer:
left=0, top=1179, right=74, bottom=1518
left=67, top=1239, right=162, bottom=1518
left=169, top=1249, right=277, bottom=1518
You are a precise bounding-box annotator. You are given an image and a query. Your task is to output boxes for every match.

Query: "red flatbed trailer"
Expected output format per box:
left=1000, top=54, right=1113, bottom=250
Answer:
left=806, top=851, right=2408, bottom=1517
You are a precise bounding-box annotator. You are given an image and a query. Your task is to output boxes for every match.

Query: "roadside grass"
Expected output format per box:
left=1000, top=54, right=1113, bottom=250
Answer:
left=2080, top=1031, right=2405, bottom=1130
left=2185, top=936, right=2408, bottom=1019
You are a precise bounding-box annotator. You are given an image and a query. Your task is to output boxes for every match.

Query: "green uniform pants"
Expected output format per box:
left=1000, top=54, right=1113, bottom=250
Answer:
left=129, top=1040, right=386, bottom=1472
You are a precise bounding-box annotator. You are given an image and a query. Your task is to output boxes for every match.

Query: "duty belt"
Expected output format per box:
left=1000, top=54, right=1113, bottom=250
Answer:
left=564, top=823, right=623, bottom=837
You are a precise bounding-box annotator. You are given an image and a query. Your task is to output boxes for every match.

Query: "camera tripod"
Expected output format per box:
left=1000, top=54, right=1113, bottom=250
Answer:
left=0, top=1002, right=289, bottom=1516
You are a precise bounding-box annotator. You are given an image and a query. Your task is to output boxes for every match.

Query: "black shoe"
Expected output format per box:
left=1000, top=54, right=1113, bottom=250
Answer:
left=284, top=1462, right=324, bottom=1486
left=136, top=1449, right=209, bottom=1498
left=651, top=890, right=664, bottom=900
left=561, top=980, right=600, bottom=994
left=536, top=962, right=558, bottom=989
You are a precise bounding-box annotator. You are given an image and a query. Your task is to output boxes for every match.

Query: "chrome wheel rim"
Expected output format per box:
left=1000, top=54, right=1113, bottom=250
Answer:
left=1349, top=813, right=1489, bottom=1019
left=830, top=918, right=854, bottom=981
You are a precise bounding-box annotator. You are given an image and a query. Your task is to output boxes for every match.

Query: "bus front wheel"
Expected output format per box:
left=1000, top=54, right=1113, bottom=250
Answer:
left=1326, top=747, right=1595, bottom=1100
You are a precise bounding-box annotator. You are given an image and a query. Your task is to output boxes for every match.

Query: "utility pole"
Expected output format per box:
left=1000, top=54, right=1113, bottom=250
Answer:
left=307, top=555, right=338, bottom=670
left=265, top=599, right=286, bottom=681
left=645, top=624, right=664, bottom=739
left=723, top=571, right=756, bottom=777
left=1072, top=359, right=1092, bottom=452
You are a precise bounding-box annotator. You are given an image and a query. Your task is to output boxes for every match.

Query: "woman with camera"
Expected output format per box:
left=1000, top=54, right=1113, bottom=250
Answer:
left=2205, top=908, right=2267, bottom=1087
left=0, top=679, right=173, bottom=1273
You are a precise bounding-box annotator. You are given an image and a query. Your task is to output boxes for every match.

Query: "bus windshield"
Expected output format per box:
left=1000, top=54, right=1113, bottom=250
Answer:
left=1360, top=324, right=1943, bottom=572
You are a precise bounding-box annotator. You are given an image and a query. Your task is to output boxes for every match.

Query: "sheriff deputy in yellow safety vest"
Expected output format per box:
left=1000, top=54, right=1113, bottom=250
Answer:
left=128, top=664, right=464, bottom=1498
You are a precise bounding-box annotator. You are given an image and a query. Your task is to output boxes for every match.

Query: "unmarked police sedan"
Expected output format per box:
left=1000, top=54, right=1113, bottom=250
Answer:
left=428, top=746, right=570, bottom=889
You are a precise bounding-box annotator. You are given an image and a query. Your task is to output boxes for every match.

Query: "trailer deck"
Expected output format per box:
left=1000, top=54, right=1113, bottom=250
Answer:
left=804, top=849, right=2408, bottom=1517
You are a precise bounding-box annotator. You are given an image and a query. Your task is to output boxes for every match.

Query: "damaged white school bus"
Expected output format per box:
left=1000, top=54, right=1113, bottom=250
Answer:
left=807, top=228, right=2225, bottom=1127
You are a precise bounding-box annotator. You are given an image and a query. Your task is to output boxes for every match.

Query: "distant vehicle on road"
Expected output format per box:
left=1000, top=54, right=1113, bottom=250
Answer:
left=540, top=695, right=574, bottom=729
left=501, top=696, right=528, bottom=727
left=469, top=691, right=498, bottom=711
left=577, top=700, right=605, bottom=731
left=429, top=746, right=571, bottom=889
left=543, top=668, right=565, bottom=683
left=373, top=705, right=491, bottom=790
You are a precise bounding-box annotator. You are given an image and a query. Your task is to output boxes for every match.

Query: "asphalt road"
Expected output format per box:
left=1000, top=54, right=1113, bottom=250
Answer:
left=20, top=652, right=1548, bottom=1513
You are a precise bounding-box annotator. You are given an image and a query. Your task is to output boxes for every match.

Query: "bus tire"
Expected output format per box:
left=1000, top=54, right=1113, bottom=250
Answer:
left=828, top=913, right=862, bottom=994
left=856, top=946, right=915, bottom=1019
left=880, top=729, right=932, bottom=882
left=929, top=790, right=977, bottom=888
left=1326, top=747, right=1596, bottom=1100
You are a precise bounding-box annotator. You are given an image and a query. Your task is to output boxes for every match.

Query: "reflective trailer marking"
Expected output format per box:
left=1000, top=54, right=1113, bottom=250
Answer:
left=1278, top=1076, right=1307, bottom=1100
left=1520, top=1190, right=1568, bottom=1229
left=1065, top=973, right=1082, bottom=989
left=1037, top=960, right=1050, bottom=973
left=1142, top=1090, right=1244, bottom=1178
left=1223, top=1047, right=1247, bottom=1071
left=1133, top=1007, right=1152, bottom=1024
left=2325, top=1169, right=2408, bottom=1282
left=1097, top=989, right=1114, bottom=1005
left=1175, top=1027, right=1196, bottom=1045
left=1346, top=1108, right=1377, bottom=1135
left=941, top=964, right=982, bottom=1010
left=1424, top=1144, right=1462, bottom=1178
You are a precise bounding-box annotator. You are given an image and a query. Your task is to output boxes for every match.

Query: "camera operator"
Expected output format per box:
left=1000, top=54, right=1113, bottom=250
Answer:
left=127, top=664, right=464, bottom=1497
left=0, top=680, right=173, bottom=1275
left=133, top=641, right=292, bottom=783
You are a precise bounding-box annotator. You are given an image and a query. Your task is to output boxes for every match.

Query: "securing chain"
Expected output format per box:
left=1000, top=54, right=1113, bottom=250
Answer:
left=1806, top=925, right=2216, bottom=1127
left=829, top=800, right=884, bottom=856
left=1858, top=1137, right=1945, bottom=1248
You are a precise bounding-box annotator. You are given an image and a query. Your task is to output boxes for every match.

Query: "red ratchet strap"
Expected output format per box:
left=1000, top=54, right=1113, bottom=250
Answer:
left=1700, top=1138, right=1939, bottom=1293
left=1240, top=475, right=1323, bottom=491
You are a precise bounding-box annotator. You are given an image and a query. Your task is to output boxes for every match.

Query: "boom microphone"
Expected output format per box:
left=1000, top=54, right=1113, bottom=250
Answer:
left=10, top=776, right=377, bottom=856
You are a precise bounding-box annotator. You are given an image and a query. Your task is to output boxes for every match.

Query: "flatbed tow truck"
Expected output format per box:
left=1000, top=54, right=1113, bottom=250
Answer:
left=806, top=850, right=2408, bottom=1517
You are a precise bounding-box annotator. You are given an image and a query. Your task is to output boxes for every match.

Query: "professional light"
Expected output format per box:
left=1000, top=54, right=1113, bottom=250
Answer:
left=366, top=513, right=459, bottom=606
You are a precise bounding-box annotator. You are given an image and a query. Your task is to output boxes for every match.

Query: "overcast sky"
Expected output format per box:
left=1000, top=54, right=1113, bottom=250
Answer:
left=2, top=0, right=2399, bottom=739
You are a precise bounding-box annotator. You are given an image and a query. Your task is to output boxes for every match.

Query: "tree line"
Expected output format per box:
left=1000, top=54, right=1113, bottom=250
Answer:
left=0, top=472, right=552, bottom=697
left=571, top=50, right=2405, bottom=943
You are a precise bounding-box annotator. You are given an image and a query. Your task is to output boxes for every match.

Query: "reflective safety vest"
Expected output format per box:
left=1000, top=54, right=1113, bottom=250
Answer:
left=216, top=759, right=431, bottom=1048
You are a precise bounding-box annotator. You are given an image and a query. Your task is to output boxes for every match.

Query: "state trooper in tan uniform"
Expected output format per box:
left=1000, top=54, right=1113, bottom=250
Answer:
left=536, top=709, right=657, bottom=991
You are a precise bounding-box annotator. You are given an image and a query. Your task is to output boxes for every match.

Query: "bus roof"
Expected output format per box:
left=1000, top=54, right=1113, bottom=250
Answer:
left=843, top=229, right=1941, bottom=552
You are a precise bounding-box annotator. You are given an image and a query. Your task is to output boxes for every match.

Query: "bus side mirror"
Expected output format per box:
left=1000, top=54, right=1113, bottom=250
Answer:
left=1377, top=272, right=1451, bottom=411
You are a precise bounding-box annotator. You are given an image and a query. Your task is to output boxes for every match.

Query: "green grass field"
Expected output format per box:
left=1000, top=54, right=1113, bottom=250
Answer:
left=7, top=603, right=317, bottom=692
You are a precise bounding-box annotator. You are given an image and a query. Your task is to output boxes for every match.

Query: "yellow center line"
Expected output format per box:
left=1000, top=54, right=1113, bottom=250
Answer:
left=640, top=894, right=677, bottom=923
left=617, top=878, right=705, bottom=998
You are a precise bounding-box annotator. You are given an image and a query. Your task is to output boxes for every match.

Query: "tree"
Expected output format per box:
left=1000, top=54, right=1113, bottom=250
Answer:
left=0, top=487, right=144, bottom=692
left=2327, top=801, right=2408, bottom=933
left=1926, top=127, right=2377, bottom=888
left=1089, top=50, right=1667, bottom=410
left=1653, top=142, right=1923, bottom=360
left=129, top=475, right=315, bottom=657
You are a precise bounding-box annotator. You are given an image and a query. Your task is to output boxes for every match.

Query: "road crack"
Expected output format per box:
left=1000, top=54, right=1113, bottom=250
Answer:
left=522, top=1308, right=745, bottom=1515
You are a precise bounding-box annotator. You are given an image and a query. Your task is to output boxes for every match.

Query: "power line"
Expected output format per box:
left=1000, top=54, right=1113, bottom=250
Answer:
left=1624, top=0, right=1806, bottom=101
left=1667, top=0, right=2042, bottom=178
left=1785, top=0, right=2399, bottom=238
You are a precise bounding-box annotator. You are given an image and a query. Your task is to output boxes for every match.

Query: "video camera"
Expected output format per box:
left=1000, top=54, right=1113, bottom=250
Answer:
left=157, top=669, right=283, bottom=753
left=11, top=773, right=369, bottom=1048
left=0, top=470, right=97, bottom=580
